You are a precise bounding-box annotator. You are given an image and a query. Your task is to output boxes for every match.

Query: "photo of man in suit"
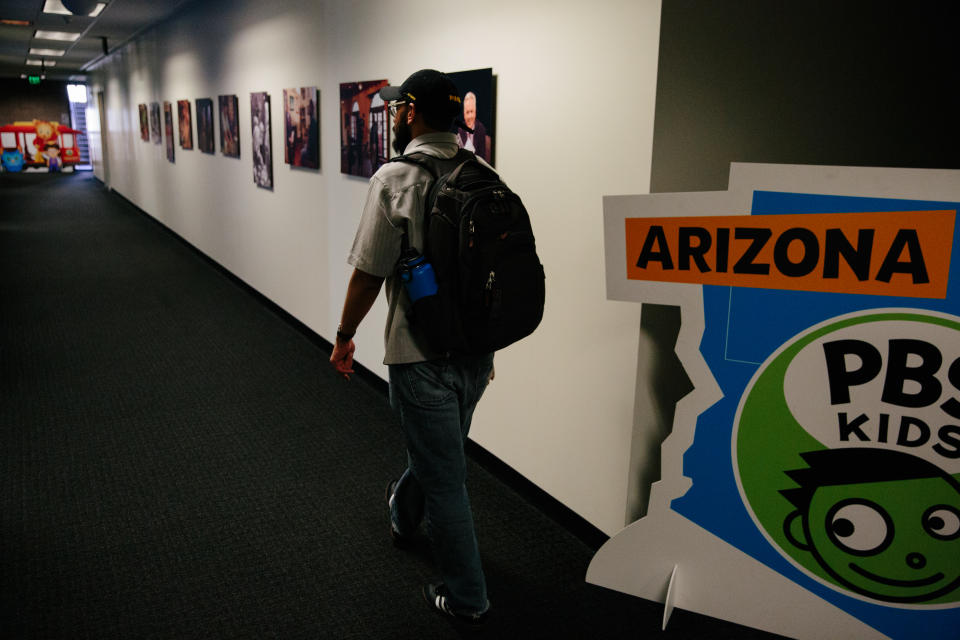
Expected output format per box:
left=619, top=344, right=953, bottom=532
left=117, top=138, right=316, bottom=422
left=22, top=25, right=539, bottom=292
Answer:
left=456, top=92, right=490, bottom=163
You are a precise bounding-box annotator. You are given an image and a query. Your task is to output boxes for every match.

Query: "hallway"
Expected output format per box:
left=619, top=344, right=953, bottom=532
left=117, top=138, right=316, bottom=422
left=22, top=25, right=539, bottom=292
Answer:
left=0, top=172, right=782, bottom=639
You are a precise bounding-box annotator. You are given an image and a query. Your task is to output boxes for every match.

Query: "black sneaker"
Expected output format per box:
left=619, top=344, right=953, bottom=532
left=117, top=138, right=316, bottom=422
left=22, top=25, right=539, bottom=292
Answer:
left=385, top=480, right=413, bottom=548
left=422, top=582, right=489, bottom=626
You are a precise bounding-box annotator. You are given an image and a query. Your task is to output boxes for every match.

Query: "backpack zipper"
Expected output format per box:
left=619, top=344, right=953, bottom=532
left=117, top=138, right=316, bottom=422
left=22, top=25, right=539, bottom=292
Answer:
left=484, top=270, right=497, bottom=309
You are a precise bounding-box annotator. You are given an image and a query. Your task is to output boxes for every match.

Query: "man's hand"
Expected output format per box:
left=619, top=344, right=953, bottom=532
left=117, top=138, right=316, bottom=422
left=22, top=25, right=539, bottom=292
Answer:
left=330, top=268, right=384, bottom=382
left=330, top=338, right=356, bottom=380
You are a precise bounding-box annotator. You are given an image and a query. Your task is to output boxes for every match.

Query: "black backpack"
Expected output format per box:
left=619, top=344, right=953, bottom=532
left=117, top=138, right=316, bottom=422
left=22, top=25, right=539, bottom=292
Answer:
left=392, top=148, right=545, bottom=355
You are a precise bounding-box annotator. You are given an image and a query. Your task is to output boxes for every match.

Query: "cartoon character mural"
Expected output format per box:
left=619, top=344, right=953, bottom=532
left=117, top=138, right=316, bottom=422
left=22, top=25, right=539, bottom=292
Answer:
left=0, top=120, right=82, bottom=171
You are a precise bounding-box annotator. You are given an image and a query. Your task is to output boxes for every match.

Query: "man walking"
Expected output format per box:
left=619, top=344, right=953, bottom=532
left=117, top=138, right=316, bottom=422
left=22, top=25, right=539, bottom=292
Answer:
left=330, top=69, right=493, bottom=625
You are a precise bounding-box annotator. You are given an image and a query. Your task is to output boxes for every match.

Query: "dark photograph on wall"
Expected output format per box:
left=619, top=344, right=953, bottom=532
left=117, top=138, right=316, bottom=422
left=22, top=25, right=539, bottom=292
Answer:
left=339, top=79, right=388, bottom=178
left=218, top=94, right=240, bottom=158
left=177, top=100, right=193, bottom=150
left=282, top=86, right=319, bottom=170
left=163, top=101, right=175, bottom=163
left=196, top=98, right=214, bottom=154
left=447, top=68, right=495, bottom=166
left=138, top=104, right=149, bottom=141
left=251, top=91, right=273, bottom=189
left=149, top=102, right=161, bottom=144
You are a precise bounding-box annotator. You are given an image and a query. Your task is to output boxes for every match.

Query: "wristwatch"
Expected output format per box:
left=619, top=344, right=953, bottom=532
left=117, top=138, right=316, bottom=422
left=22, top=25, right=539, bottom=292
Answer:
left=336, top=324, right=355, bottom=342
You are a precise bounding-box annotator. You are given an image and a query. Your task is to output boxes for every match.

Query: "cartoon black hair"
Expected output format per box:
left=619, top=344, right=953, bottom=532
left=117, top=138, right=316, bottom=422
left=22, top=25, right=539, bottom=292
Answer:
left=780, top=447, right=960, bottom=512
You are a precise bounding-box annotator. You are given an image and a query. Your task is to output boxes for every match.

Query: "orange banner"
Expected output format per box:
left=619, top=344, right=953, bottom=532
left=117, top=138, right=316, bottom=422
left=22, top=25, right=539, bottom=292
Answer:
left=625, top=210, right=955, bottom=298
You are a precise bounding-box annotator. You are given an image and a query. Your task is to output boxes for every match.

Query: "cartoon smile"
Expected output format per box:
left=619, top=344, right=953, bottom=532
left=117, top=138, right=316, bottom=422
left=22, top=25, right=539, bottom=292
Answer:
left=778, top=449, right=960, bottom=604
left=849, top=563, right=944, bottom=587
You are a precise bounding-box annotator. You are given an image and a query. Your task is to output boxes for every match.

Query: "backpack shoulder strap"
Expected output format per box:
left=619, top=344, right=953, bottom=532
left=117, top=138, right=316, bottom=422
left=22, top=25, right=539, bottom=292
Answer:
left=390, top=151, right=440, bottom=180
left=390, top=148, right=477, bottom=179
left=388, top=150, right=472, bottom=253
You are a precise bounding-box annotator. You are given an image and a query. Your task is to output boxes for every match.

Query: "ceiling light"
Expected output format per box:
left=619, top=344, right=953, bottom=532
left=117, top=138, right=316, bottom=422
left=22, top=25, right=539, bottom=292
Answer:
left=43, top=1, right=106, bottom=17
left=1, top=19, right=32, bottom=26
left=26, top=59, right=57, bottom=67
left=29, top=48, right=66, bottom=56
left=34, top=30, right=82, bottom=42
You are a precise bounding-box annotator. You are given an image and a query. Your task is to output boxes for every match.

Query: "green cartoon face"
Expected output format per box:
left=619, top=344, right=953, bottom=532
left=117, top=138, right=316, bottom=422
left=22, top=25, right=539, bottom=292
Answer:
left=789, top=476, right=960, bottom=603
left=736, top=312, right=960, bottom=605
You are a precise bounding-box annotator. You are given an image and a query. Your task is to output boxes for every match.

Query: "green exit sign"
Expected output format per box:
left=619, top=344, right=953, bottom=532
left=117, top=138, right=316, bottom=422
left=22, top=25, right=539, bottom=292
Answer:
left=28, top=75, right=41, bottom=85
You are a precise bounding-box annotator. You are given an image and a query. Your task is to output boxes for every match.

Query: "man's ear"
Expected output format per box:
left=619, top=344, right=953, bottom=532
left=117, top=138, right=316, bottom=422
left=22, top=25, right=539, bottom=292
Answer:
left=406, top=102, right=416, bottom=125
left=783, top=510, right=812, bottom=550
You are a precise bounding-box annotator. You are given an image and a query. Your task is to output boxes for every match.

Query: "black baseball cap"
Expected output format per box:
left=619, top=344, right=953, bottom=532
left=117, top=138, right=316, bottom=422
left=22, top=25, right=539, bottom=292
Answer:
left=380, top=69, right=462, bottom=122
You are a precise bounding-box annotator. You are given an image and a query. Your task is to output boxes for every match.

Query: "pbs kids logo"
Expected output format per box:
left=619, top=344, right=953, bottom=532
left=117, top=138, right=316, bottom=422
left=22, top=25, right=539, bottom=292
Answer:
left=734, top=310, right=960, bottom=607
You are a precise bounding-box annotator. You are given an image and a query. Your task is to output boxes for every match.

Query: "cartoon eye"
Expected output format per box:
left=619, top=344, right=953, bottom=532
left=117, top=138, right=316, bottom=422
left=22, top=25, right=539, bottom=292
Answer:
left=826, top=499, right=894, bottom=556
left=923, top=505, right=960, bottom=541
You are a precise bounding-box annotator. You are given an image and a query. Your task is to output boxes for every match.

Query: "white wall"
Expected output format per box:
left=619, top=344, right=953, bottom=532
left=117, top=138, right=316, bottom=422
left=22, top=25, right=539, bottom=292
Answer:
left=88, top=0, right=662, bottom=536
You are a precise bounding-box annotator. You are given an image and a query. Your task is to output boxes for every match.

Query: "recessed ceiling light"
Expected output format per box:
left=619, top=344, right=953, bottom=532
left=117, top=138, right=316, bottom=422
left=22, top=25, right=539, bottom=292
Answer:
left=34, top=30, right=82, bottom=42
left=29, top=48, right=66, bottom=56
left=43, top=1, right=106, bottom=17
left=26, top=59, right=57, bottom=67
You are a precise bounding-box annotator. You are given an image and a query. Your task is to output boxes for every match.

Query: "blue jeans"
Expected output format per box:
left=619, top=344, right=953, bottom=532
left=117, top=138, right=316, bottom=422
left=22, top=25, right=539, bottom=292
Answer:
left=388, top=352, right=494, bottom=614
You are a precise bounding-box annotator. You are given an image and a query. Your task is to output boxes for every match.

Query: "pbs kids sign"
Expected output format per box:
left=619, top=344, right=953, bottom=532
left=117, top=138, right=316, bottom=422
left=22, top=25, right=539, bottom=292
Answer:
left=590, top=168, right=960, bottom=640
left=736, top=311, right=960, bottom=606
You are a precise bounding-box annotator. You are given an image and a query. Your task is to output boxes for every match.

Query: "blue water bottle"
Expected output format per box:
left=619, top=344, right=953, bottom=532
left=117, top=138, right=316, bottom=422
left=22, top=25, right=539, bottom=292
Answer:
left=399, top=251, right=438, bottom=302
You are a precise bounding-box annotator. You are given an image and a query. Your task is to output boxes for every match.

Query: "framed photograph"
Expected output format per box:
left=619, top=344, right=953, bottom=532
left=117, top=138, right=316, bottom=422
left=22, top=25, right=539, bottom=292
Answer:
left=218, top=94, right=240, bottom=158
left=251, top=91, right=273, bottom=189
left=339, top=79, right=389, bottom=178
left=177, top=100, right=193, bottom=150
left=138, top=104, right=149, bottom=141
left=196, top=98, right=214, bottom=154
left=163, top=102, right=175, bottom=163
left=282, top=87, right=319, bottom=170
left=149, top=102, right=161, bottom=144
left=447, top=68, right=495, bottom=166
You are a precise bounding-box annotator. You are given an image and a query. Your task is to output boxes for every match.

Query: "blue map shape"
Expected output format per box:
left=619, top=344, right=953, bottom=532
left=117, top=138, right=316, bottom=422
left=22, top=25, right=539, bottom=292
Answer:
left=670, top=191, right=960, bottom=639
